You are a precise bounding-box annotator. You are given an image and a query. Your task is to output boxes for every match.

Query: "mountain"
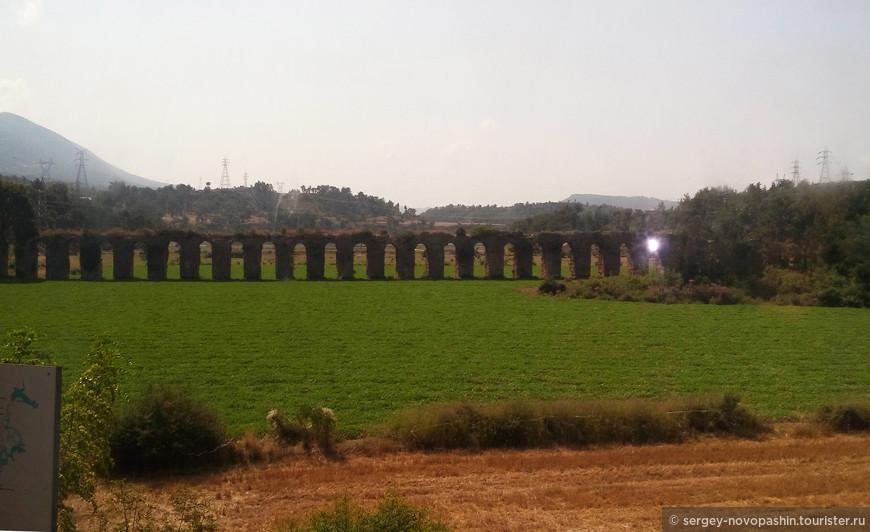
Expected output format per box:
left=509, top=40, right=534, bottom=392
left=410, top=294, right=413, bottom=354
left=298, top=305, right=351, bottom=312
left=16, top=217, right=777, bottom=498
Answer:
left=0, top=112, right=166, bottom=189
left=562, top=193, right=677, bottom=209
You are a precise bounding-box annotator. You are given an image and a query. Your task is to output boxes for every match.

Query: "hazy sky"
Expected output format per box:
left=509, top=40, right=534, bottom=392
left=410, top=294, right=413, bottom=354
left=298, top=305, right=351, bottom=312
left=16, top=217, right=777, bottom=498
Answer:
left=2, top=1, right=868, bottom=207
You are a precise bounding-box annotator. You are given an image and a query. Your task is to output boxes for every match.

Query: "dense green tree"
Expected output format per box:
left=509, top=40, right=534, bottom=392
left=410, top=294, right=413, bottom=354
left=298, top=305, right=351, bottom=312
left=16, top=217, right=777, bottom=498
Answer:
left=0, top=179, right=38, bottom=278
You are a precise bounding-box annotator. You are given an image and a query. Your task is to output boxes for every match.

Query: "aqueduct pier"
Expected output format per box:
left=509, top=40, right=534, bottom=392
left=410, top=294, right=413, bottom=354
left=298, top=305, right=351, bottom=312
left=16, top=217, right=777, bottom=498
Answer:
left=9, top=230, right=672, bottom=281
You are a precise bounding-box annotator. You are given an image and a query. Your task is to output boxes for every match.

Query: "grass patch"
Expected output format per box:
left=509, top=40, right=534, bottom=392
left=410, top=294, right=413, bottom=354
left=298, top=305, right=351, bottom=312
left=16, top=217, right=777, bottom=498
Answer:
left=384, top=394, right=767, bottom=450
left=1, top=281, right=868, bottom=435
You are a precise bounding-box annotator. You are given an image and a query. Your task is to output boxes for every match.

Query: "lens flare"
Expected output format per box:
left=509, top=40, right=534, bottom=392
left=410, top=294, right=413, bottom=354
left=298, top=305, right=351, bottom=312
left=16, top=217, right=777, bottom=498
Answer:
left=647, top=238, right=660, bottom=253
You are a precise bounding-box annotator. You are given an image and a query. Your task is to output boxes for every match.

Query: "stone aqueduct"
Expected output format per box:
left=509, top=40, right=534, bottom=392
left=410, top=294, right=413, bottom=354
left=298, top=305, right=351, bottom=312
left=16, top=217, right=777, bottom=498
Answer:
left=11, top=230, right=672, bottom=282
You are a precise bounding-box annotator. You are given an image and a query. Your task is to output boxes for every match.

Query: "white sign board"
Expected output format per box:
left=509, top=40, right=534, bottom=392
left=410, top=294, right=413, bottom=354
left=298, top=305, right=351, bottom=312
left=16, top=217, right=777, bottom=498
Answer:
left=0, top=364, right=61, bottom=532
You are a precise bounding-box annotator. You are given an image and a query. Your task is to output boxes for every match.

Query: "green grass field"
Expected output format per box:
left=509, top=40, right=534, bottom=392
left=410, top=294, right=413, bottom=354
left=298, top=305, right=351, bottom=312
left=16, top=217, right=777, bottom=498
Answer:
left=2, top=281, right=868, bottom=435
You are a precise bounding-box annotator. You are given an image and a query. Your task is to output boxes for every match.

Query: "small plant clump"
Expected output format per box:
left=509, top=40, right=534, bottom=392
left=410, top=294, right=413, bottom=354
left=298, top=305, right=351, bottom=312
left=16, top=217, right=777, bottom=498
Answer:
left=268, top=405, right=339, bottom=458
left=538, top=278, right=566, bottom=295
left=279, top=492, right=450, bottom=532
left=102, top=482, right=218, bottom=532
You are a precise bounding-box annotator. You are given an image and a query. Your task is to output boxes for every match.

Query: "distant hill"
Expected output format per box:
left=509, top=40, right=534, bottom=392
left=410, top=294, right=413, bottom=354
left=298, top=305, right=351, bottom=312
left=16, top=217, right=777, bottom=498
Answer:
left=0, top=112, right=166, bottom=189
left=562, top=193, right=677, bottom=209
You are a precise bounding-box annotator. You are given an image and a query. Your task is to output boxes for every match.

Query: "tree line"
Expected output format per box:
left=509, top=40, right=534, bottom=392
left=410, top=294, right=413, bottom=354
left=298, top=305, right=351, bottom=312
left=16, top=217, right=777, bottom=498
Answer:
left=513, top=179, right=870, bottom=306
left=3, top=173, right=869, bottom=305
left=0, top=176, right=419, bottom=233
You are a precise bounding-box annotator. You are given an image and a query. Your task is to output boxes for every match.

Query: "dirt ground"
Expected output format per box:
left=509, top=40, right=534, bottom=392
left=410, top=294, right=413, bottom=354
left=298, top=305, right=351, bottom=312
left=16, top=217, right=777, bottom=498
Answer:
left=79, top=428, right=870, bottom=531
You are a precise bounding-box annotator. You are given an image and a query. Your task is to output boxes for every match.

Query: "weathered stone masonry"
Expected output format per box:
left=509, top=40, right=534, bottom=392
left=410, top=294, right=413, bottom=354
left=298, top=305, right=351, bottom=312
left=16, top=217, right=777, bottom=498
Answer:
left=14, top=230, right=672, bottom=281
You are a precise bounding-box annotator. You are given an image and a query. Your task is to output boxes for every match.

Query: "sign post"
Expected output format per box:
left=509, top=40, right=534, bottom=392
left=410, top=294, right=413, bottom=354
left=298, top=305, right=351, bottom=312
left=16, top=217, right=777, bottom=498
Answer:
left=0, top=364, right=62, bottom=532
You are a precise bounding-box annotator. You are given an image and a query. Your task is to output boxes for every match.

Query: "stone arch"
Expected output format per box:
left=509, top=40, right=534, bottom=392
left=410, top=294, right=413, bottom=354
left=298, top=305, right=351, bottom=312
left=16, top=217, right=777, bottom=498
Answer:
left=384, top=243, right=397, bottom=279
left=175, top=235, right=202, bottom=280
left=196, top=240, right=212, bottom=280
left=508, top=234, right=534, bottom=279
left=34, top=239, right=46, bottom=279
left=366, top=236, right=387, bottom=280
left=470, top=232, right=508, bottom=279
left=240, top=237, right=264, bottom=281
left=303, top=236, right=327, bottom=280
left=332, top=236, right=356, bottom=280
left=45, top=234, right=72, bottom=280
left=444, top=243, right=457, bottom=278
left=128, top=241, right=147, bottom=279
left=561, top=242, right=573, bottom=279
left=599, top=235, right=623, bottom=277
left=293, top=242, right=307, bottom=279
left=503, top=243, right=515, bottom=279
left=536, top=233, right=564, bottom=279
left=97, top=239, right=113, bottom=280
left=260, top=240, right=276, bottom=280
left=619, top=242, right=630, bottom=275
left=590, top=243, right=604, bottom=277
left=235, top=238, right=265, bottom=281
left=167, top=240, right=181, bottom=279
left=626, top=234, right=652, bottom=275
left=324, top=242, right=339, bottom=279
left=104, top=237, right=132, bottom=280
left=78, top=236, right=104, bottom=281
left=144, top=237, right=171, bottom=281
left=355, top=242, right=368, bottom=279
left=344, top=241, right=367, bottom=279
left=210, top=238, right=232, bottom=281
left=273, top=236, right=294, bottom=280
left=472, top=241, right=486, bottom=278
left=414, top=243, right=428, bottom=279
left=226, top=240, right=243, bottom=279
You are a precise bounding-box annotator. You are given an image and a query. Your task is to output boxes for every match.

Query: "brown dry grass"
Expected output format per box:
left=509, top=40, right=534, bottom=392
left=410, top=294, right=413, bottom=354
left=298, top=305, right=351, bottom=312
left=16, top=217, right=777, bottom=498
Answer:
left=72, top=427, right=870, bottom=531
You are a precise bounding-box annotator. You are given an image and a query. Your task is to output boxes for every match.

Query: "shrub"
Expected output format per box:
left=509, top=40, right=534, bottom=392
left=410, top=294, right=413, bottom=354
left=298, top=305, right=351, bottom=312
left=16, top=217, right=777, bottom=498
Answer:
left=386, top=395, right=767, bottom=451
left=280, top=492, right=449, bottom=532
left=538, top=278, right=566, bottom=295
left=676, top=393, right=767, bottom=438
left=268, top=405, right=339, bottom=457
left=816, top=401, right=870, bottom=433
left=112, top=384, right=231, bottom=474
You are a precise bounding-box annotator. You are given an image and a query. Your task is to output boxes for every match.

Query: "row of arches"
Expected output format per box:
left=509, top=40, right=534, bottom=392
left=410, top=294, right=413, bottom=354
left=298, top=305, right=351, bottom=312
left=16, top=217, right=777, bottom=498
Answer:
left=9, top=231, right=670, bottom=281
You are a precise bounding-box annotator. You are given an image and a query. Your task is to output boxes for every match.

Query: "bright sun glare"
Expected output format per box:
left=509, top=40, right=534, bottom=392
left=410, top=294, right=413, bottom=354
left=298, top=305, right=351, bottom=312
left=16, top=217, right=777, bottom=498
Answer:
left=647, top=238, right=660, bottom=253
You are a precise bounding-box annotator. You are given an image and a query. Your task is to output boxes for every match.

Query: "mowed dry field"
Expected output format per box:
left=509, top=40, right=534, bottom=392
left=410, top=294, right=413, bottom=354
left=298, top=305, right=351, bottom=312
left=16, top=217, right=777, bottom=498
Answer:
left=78, top=429, right=870, bottom=531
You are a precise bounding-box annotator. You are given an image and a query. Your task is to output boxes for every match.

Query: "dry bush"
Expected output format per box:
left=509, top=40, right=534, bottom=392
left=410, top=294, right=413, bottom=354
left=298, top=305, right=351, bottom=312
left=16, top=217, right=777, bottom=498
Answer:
left=816, top=400, right=870, bottom=433
left=386, top=394, right=767, bottom=451
left=230, top=429, right=292, bottom=465
left=268, top=406, right=340, bottom=459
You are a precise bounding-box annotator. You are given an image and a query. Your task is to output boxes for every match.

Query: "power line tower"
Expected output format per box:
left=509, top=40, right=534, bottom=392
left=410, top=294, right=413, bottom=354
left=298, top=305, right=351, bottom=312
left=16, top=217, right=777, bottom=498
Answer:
left=243, top=171, right=249, bottom=188
left=220, top=157, right=231, bottom=188
left=75, top=150, right=89, bottom=196
left=817, top=147, right=832, bottom=183
left=276, top=180, right=284, bottom=193
left=838, top=166, right=854, bottom=182
left=791, top=159, right=800, bottom=183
